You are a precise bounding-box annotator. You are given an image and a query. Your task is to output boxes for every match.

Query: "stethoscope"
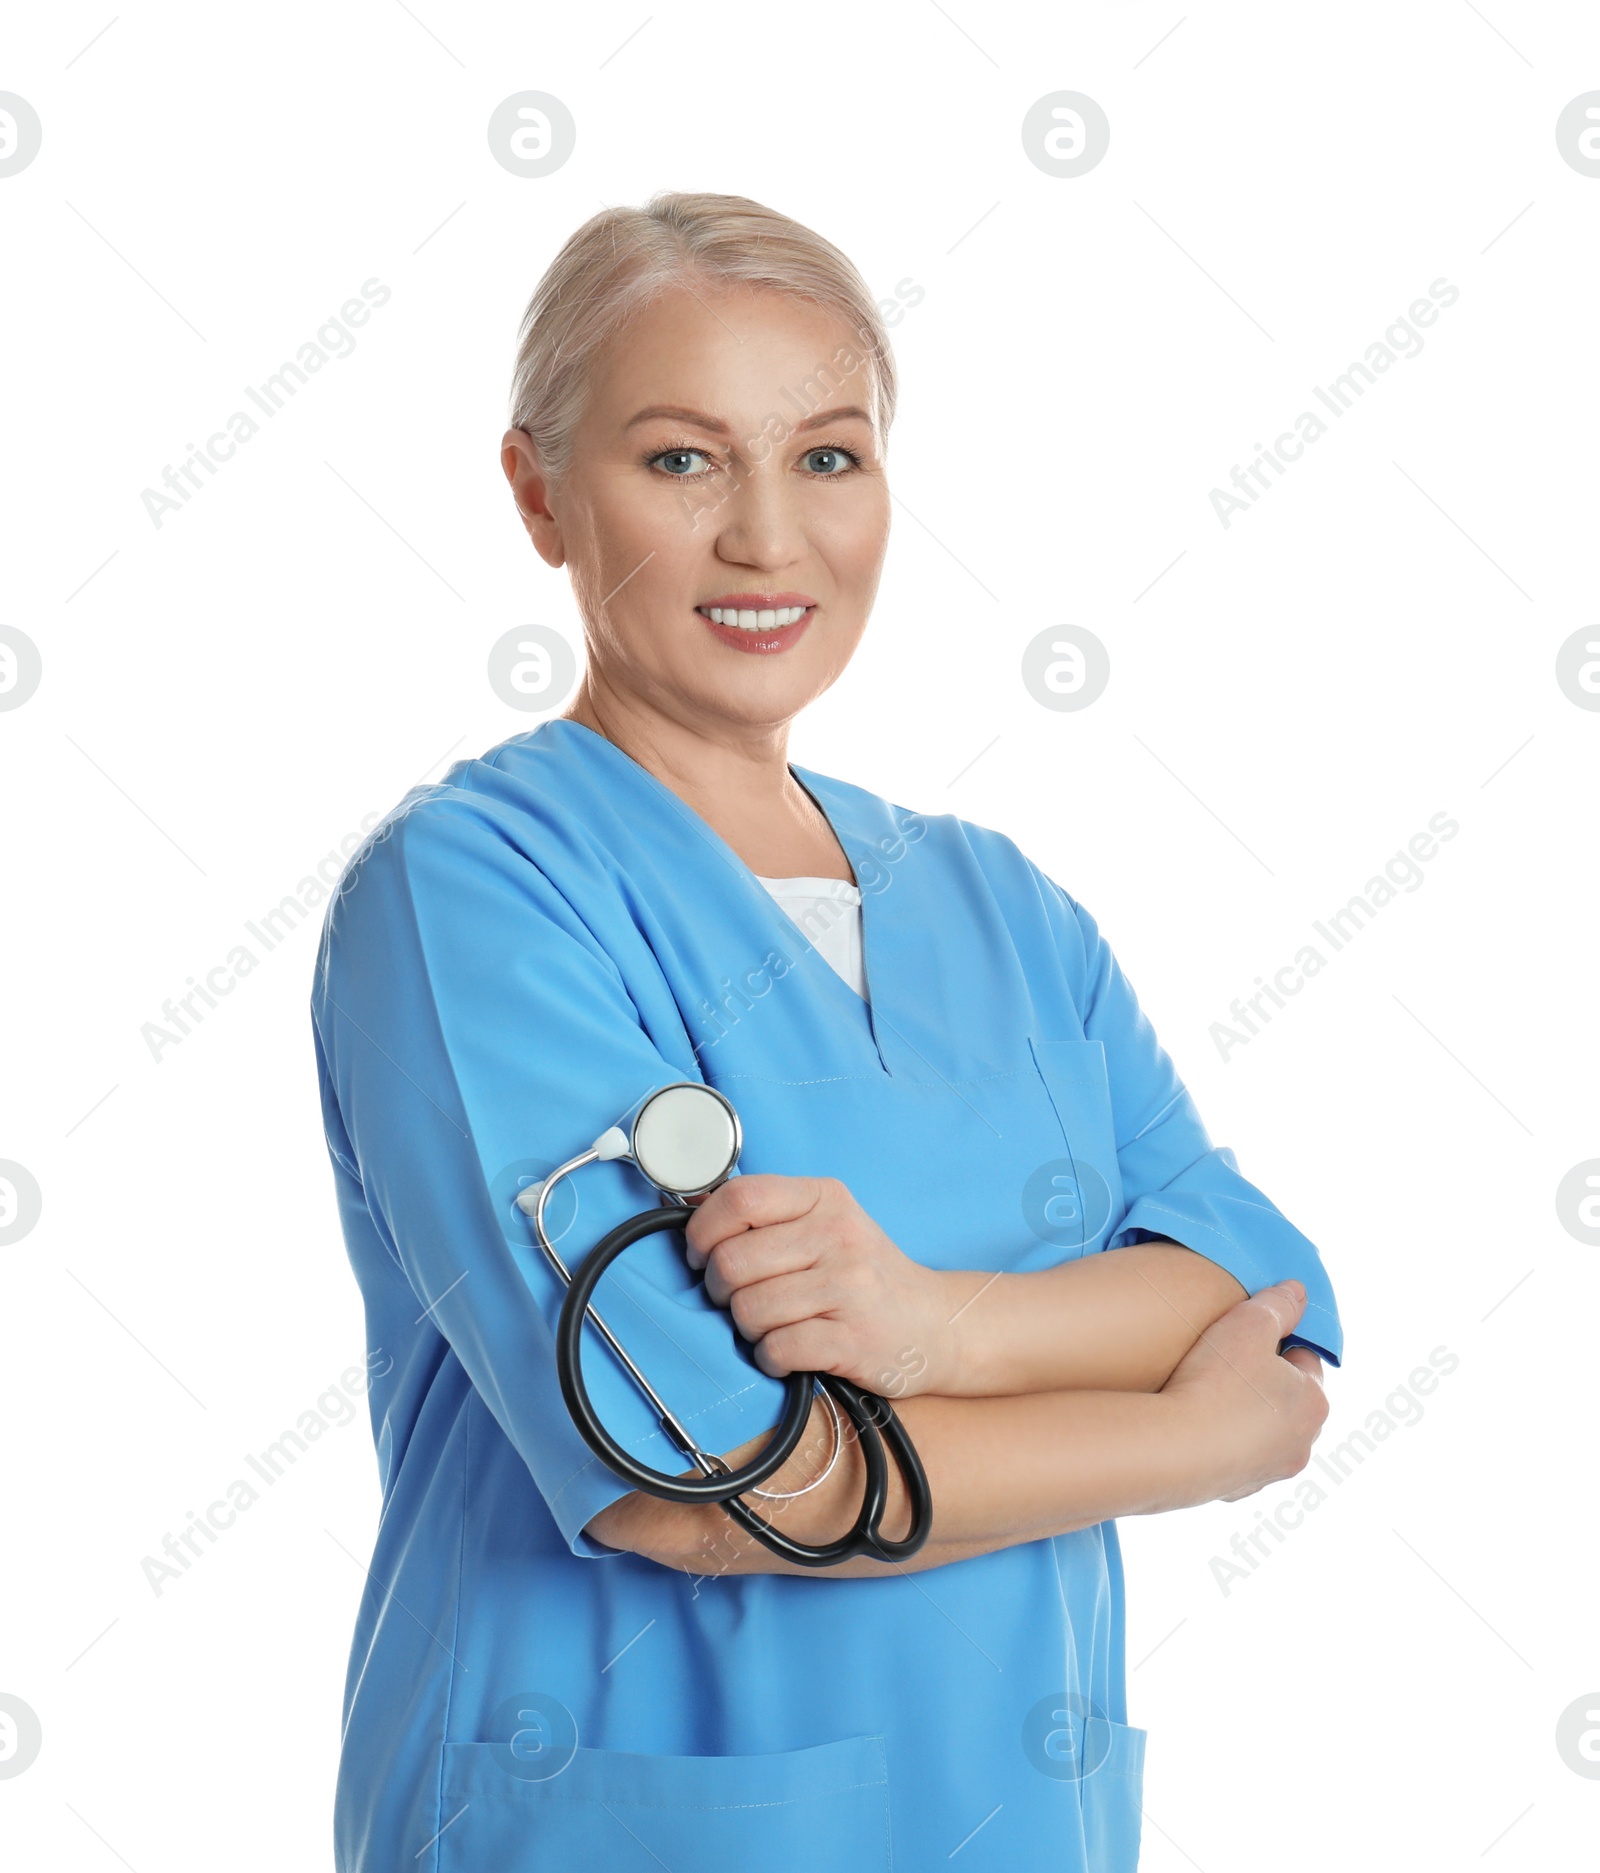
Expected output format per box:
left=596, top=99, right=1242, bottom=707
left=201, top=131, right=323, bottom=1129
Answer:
left=517, top=1081, right=933, bottom=1568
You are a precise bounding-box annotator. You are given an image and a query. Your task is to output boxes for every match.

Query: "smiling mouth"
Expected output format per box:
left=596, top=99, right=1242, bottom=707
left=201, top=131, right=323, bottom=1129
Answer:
left=696, top=604, right=813, bottom=631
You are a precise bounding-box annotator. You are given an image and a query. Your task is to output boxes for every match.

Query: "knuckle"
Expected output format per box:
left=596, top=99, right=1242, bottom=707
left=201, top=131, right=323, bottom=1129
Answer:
left=828, top=1318, right=860, bottom=1361
left=723, top=1180, right=760, bottom=1221
left=715, top=1241, right=748, bottom=1287
left=761, top=1326, right=801, bottom=1376
left=1281, top=1434, right=1308, bottom=1471
left=753, top=1336, right=787, bottom=1378
left=792, top=1325, right=838, bottom=1376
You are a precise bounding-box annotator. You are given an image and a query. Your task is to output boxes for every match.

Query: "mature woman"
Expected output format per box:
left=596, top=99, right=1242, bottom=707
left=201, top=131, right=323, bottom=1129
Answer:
left=311, top=191, right=1341, bottom=1873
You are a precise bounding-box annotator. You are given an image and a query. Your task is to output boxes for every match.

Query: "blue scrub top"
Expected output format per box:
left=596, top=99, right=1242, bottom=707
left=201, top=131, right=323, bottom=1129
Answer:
left=311, top=718, right=1343, bottom=1872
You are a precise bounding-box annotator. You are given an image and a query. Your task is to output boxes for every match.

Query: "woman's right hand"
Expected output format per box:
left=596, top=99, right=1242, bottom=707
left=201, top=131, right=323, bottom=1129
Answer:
left=1158, top=1279, right=1331, bottom=1507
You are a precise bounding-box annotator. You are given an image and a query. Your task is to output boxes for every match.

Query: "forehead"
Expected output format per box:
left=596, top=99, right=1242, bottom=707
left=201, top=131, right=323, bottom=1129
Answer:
left=587, top=283, right=876, bottom=434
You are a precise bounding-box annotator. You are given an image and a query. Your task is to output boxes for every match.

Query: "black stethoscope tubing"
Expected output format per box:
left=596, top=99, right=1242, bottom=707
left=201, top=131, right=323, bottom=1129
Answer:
left=555, top=1206, right=934, bottom=1567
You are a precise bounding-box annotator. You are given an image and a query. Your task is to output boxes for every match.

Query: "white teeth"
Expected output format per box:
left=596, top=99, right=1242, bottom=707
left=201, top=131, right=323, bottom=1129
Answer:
left=703, top=605, right=808, bottom=630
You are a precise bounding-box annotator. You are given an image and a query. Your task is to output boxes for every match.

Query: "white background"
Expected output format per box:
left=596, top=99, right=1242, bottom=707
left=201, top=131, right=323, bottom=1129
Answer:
left=2, top=2, right=1597, bottom=1866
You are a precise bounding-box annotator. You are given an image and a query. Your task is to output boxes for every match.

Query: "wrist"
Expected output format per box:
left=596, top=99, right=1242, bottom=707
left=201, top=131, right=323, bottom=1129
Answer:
left=1152, top=1390, right=1229, bottom=1512
left=918, top=1269, right=994, bottom=1397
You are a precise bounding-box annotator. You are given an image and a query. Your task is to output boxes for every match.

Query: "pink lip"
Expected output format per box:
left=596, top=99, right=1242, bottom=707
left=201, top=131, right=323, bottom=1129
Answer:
left=696, top=604, right=815, bottom=656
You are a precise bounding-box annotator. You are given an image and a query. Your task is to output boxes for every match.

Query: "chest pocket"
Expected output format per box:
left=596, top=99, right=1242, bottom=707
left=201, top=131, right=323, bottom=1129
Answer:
left=1023, top=1038, right=1127, bottom=1261
left=717, top=1043, right=1126, bottom=1278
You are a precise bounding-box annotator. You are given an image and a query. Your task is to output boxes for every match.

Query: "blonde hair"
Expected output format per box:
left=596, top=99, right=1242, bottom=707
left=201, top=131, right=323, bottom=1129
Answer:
left=508, top=191, right=897, bottom=487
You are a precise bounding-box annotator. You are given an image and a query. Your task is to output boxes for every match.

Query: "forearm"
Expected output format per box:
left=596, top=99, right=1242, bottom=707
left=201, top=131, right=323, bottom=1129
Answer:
left=930, top=1240, right=1247, bottom=1397
left=601, top=1385, right=1212, bottom=1580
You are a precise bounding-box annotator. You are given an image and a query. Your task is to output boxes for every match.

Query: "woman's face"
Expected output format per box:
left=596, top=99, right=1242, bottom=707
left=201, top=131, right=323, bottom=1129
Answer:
left=502, top=282, right=891, bottom=739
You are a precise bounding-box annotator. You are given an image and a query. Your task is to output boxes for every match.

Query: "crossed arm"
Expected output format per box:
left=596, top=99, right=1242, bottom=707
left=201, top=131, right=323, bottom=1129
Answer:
left=585, top=1175, right=1330, bottom=1577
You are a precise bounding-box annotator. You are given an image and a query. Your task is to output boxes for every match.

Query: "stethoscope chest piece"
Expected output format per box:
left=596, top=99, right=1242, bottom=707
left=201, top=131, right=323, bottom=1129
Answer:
left=628, top=1082, right=741, bottom=1197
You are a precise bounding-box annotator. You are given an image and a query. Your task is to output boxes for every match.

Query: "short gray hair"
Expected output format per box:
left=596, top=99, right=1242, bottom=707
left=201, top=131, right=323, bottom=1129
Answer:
left=508, top=190, right=898, bottom=487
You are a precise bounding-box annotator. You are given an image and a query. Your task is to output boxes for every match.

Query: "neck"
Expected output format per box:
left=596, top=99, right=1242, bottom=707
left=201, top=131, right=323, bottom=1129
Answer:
left=564, top=675, right=852, bottom=882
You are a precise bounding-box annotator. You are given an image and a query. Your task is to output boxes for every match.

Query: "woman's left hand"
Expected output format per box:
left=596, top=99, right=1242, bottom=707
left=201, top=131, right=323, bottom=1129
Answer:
left=683, top=1175, right=953, bottom=1398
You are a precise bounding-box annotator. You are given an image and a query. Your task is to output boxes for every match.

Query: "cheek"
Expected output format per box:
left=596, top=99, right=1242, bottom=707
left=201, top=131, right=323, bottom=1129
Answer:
left=821, top=491, right=891, bottom=592
left=581, top=530, right=701, bottom=662
left=575, top=470, right=696, bottom=581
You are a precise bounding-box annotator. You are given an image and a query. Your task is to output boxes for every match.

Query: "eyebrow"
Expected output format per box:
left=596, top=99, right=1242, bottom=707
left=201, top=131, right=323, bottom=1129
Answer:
left=623, top=402, right=875, bottom=435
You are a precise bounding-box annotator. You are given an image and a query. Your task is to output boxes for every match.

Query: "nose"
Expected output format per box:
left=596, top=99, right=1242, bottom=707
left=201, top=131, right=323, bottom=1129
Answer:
left=705, top=459, right=807, bottom=572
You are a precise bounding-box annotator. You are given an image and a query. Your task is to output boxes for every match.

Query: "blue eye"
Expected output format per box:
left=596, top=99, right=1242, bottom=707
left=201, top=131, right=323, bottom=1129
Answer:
left=646, top=440, right=863, bottom=480
left=652, top=448, right=711, bottom=477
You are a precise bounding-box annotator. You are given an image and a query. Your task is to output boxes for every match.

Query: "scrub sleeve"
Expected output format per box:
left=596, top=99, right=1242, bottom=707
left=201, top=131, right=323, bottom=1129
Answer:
left=314, top=795, right=791, bottom=1557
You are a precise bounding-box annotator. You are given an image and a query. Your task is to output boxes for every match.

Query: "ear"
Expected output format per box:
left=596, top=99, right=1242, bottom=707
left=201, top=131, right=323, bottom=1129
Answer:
left=501, top=427, right=565, bottom=568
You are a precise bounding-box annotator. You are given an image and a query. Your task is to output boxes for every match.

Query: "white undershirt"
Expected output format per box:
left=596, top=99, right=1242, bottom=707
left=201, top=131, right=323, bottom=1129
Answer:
left=755, top=875, right=868, bottom=1001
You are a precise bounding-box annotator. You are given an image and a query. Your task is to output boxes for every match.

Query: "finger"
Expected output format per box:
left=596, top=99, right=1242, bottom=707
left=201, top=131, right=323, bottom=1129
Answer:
left=1219, top=1480, right=1269, bottom=1504
left=683, top=1175, right=824, bottom=1266
left=1247, top=1278, right=1307, bottom=1337
left=754, top=1317, right=851, bottom=1380
left=726, top=1269, right=839, bottom=1342
left=701, top=1224, right=822, bottom=1305
left=1283, top=1346, right=1324, bottom=1384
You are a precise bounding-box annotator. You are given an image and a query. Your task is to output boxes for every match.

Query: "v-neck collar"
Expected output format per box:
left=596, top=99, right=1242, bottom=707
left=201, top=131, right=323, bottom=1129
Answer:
left=527, top=718, right=896, bottom=1069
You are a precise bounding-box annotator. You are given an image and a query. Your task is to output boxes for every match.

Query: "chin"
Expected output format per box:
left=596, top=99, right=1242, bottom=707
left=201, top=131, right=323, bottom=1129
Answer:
left=690, top=661, right=831, bottom=729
